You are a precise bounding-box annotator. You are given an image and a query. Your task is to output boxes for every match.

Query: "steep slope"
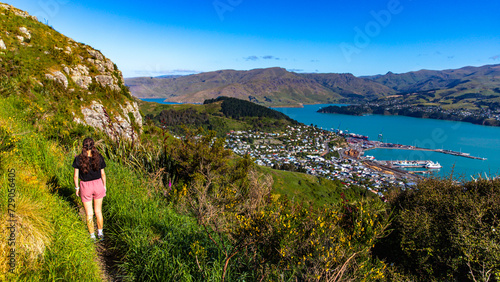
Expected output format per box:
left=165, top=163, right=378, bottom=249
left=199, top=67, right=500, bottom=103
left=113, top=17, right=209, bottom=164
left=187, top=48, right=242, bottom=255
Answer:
left=0, top=3, right=142, bottom=140
left=127, top=64, right=500, bottom=107
left=127, top=68, right=397, bottom=106
left=298, top=72, right=396, bottom=100
left=366, top=64, right=500, bottom=95
left=127, top=67, right=342, bottom=106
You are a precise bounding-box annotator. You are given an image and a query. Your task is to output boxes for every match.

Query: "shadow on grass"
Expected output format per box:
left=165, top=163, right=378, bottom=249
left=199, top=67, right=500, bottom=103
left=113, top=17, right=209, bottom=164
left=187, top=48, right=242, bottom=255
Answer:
left=46, top=175, right=81, bottom=211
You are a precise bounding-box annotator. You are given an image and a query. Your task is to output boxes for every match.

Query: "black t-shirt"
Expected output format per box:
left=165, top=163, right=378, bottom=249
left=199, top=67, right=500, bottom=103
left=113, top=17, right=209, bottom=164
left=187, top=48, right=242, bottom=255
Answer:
left=72, top=154, right=106, bottom=182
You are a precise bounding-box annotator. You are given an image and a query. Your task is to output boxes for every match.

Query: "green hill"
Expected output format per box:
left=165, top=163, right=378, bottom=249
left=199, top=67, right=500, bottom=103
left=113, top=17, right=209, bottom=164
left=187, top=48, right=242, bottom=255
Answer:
left=125, top=67, right=394, bottom=106
left=2, top=3, right=499, bottom=281
left=364, top=64, right=500, bottom=109
left=126, top=64, right=500, bottom=109
left=0, top=2, right=142, bottom=142
left=139, top=96, right=300, bottom=136
left=0, top=2, right=140, bottom=280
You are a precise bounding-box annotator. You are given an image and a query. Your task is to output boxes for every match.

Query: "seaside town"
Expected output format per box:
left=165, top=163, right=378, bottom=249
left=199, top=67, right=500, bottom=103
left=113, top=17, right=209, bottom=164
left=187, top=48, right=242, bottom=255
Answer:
left=364, top=100, right=500, bottom=123
left=224, top=125, right=418, bottom=196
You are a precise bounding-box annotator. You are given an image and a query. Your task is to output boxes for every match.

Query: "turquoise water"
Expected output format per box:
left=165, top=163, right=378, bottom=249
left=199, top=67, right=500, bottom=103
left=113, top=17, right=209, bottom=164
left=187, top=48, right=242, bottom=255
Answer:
left=141, top=99, right=500, bottom=179
left=141, top=98, right=182, bottom=104
left=273, top=104, right=500, bottom=179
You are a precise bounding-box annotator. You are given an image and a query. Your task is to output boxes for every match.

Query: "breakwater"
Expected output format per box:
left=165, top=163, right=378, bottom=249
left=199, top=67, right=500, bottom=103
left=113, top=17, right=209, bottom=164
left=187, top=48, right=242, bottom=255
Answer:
left=364, top=142, right=487, bottom=160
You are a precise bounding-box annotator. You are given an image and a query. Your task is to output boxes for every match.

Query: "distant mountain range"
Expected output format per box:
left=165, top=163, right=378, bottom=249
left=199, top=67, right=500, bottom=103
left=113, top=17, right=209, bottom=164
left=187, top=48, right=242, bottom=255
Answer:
left=126, top=64, right=500, bottom=108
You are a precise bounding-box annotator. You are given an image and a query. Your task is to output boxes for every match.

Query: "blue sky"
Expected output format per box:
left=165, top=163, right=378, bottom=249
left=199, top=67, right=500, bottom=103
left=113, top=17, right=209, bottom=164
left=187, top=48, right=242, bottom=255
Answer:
left=11, top=0, right=500, bottom=78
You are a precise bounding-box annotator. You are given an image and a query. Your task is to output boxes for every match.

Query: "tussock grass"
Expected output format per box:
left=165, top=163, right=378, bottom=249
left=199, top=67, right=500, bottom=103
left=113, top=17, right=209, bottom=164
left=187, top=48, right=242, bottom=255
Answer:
left=102, top=160, right=227, bottom=281
left=0, top=97, right=101, bottom=281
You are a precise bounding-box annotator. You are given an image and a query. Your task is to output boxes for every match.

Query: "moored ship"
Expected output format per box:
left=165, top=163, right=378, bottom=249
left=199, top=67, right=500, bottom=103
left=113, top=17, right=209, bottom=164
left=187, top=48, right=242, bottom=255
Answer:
left=392, top=160, right=422, bottom=168
left=425, top=161, right=442, bottom=169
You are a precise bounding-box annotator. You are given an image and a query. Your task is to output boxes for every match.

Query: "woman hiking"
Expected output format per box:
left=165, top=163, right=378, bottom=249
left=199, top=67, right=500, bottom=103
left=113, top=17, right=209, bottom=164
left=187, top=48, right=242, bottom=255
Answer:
left=73, top=137, right=107, bottom=241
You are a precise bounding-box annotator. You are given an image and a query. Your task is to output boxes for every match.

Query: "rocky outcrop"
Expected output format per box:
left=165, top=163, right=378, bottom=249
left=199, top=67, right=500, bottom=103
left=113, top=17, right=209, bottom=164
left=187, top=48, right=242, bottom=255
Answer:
left=68, top=64, right=92, bottom=89
left=120, top=101, right=143, bottom=128
left=87, top=49, right=104, bottom=61
left=95, top=75, right=120, bottom=91
left=19, top=27, right=31, bottom=39
left=1, top=2, right=143, bottom=141
left=74, top=100, right=142, bottom=141
left=45, top=71, right=68, bottom=89
left=0, top=3, right=38, bottom=20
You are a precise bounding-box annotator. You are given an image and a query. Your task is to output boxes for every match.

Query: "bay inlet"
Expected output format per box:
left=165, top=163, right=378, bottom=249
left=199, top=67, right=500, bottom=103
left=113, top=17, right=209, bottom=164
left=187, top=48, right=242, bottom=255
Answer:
left=272, top=104, right=500, bottom=179
left=140, top=99, right=499, bottom=179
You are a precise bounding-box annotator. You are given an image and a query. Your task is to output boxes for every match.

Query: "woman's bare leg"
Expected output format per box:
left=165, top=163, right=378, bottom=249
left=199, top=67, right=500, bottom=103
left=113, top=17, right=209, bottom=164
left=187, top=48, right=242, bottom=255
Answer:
left=83, top=200, right=95, bottom=235
left=94, top=198, right=104, bottom=230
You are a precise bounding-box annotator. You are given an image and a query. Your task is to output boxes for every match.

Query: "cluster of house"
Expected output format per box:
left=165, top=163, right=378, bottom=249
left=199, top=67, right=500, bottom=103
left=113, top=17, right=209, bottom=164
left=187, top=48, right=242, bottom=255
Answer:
left=368, top=101, right=500, bottom=121
left=224, top=125, right=408, bottom=194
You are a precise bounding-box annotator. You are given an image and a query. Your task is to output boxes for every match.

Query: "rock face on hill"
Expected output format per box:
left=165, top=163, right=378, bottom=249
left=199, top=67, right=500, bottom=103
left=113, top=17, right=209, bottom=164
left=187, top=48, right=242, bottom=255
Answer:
left=0, top=3, right=142, bottom=140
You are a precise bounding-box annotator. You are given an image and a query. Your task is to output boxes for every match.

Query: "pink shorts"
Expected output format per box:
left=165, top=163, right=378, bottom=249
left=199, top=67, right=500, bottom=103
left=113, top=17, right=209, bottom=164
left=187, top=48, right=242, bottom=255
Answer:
left=80, top=178, right=106, bottom=203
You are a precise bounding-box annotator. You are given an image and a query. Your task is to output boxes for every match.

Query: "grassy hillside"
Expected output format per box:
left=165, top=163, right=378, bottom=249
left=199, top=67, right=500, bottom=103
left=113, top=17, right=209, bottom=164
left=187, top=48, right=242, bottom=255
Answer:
left=139, top=97, right=300, bottom=136
left=2, top=3, right=499, bottom=282
left=126, top=67, right=396, bottom=106
left=365, top=64, right=500, bottom=108
left=0, top=2, right=140, bottom=143
left=127, top=64, right=500, bottom=110
left=298, top=72, right=396, bottom=101
left=0, top=94, right=101, bottom=281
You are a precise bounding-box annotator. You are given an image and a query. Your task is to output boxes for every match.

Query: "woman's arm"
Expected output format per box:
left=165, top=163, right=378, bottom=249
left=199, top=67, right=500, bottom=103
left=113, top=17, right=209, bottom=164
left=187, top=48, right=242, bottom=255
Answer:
left=101, top=169, right=106, bottom=190
left=74, top=168, right=80, bottom=196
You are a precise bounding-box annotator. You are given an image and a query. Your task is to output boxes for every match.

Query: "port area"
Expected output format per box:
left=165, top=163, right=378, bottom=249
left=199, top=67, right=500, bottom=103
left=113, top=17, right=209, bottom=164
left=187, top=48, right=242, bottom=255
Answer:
left=348, top=138, right=487, bottom=160
left=338, top=134, right=488, bottom=181
left=385, top=160, right=431, bottom=168
left=363, top=160, right=424, bottom=181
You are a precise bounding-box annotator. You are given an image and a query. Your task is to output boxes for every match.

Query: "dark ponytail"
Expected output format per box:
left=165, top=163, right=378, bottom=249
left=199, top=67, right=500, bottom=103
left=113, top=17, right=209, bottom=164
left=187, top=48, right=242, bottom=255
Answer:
left=78, top=138, right=102, bottom=174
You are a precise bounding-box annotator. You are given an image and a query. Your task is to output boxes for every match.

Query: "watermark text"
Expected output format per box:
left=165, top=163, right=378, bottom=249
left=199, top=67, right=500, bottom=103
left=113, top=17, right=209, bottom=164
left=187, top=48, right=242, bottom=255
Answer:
left=7, top=168, right=16, bottom=273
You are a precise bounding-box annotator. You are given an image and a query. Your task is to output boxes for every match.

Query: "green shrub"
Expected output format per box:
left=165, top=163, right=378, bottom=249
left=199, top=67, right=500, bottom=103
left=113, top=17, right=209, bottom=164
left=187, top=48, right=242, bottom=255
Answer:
left=375, top=178, right=500, bottom=281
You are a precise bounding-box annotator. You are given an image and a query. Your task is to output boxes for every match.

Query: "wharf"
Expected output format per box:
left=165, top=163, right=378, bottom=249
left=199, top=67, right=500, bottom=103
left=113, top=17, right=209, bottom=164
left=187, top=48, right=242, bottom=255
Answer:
left=363, top=160, right=422, bottom=181
left=364, top=142, right=487, bottom=160
left=434, top=149, right=487, bottom=160
left=410, top=170, right=433, bottom=175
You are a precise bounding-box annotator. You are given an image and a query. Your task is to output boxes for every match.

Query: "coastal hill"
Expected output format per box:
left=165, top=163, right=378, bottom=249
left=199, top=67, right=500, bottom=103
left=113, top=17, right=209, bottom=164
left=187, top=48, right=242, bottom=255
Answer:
left=125, top=67, right=395, bottom=106
left=139, top=96, right=300, bottom=137
left=2, top=3, right=499, bottom=281
left=365, top=64, right=500, bottom=94
left=0, top=3, right=142, bottom=140
left=126, top=64, right=500, bottom=108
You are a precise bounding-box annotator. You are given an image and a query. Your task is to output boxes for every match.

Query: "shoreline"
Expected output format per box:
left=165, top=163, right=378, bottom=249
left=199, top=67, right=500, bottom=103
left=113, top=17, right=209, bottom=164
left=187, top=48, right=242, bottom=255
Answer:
left=318, top=107, right=500, bottom=128
left=364, top=144, right=487, bottom=160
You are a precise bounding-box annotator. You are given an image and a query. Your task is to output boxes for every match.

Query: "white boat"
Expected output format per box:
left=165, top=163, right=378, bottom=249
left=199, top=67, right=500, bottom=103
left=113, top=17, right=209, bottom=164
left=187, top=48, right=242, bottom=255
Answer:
left=393, top=160, right=420, bottom=167
left=425, top=161, right=442, bottom=169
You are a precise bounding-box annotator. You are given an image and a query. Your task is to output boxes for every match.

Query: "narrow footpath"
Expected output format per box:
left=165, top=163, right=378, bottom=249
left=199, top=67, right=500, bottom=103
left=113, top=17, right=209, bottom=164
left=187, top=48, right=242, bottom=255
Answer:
left=78, top=207, right=125, bottom=281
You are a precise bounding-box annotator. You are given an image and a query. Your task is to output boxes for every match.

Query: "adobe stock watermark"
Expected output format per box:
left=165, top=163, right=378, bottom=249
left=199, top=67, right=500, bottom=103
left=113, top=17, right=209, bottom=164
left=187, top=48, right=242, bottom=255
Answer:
left=7, top=168, right=17, bottom=273
left=32, top=0, right=70, bottom=25
left=340, top=0, right=404, bottom=63
left=213, top=0, right=243, bottom=21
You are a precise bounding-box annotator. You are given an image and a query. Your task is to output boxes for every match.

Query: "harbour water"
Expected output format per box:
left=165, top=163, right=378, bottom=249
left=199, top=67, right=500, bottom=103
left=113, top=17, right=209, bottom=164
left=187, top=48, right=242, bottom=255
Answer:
left=140, top=98, right=181, bottom=104
left=273, top=104, right=500, bottom=179
left=140, top=99, right=500, bottom=179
